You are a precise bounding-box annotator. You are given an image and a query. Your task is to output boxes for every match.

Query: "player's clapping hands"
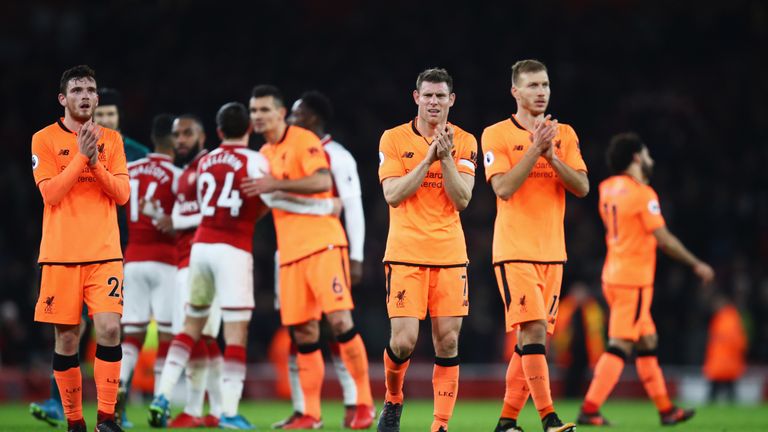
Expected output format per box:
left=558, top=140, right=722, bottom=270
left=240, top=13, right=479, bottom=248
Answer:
left=435, top=125, right=455, bottom=162
left=77, top=120, right=103, bottom=166
left=242, top=172, right=278, bottom=197
left=529, top=114, right=558, bottom=160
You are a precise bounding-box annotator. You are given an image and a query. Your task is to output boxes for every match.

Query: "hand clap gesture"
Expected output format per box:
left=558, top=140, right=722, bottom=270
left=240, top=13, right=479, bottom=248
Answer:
left=529, top=115, right=558, bottom=161
left=77, top=120, right=103, bottom=166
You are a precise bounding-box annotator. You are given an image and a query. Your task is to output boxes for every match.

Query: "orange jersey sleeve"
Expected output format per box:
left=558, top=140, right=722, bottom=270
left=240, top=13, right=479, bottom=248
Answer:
left=263, top=126, right=347, bottom=265
left=380, top=120, right=472, bottom=266
left=378, top=129, right=406, bottom=181
left=482, top=117, right=585, bottom=263
left=481, top=125, right=512, bottom=182
left=559, top=124, right=587, bottom=172
left=32, top=121, right=124, bottom=264
left=600, top=176, right=666, bottom=286
left=455, top=133, right=478, bottom=176
left=33, top=130, right=90, bottom=206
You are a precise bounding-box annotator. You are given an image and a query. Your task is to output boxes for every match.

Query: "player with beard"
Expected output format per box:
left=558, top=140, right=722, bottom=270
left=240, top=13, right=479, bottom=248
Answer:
left=141, top=114, right=225, bottom=428
left=31, top=65, right=128, bottom=432
left=576, top=132, right=714, bottom=426
left=482, top=60, right=588, bottom=432
left=246, top=85, right=375, bottom=430
left=149, top=103, right=340, bottom=429
left=113, top=114, right=179, bottom=428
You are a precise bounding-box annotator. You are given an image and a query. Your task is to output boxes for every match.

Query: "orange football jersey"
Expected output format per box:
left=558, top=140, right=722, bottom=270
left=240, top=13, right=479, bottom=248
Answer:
left=599, top=175, right=666, bottom=286
left=32, top=119, right=128, bottom=264
left=482, top=115, right=587, bottom=263
left=260, top=126, right=348, bottom=265
left=378, top=119, right=477, bottom=266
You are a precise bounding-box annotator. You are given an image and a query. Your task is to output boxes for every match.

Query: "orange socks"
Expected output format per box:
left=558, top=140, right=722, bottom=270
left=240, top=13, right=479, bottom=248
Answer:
left=582, top=347, right=626, bottom=413
left=53, top=353, right=83, bottom=424
left=383, top=346, right=411, bottom=404
left=432, top=357, right=460, bottom=431
left=297, top=343, right=325, bottom=419
left=94, top=344, right=122, bottom=418
left=337, top=329, right=374, bottom=406
left=501, top=346, right=529, bottom=420
left=636, top=350, right=672, bottom=413
left=521, top=344, right=554, bottom=419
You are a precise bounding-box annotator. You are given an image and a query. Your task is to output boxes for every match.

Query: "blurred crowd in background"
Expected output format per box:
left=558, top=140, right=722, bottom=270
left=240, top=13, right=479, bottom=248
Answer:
left=1, top=1, right=766, bottom=373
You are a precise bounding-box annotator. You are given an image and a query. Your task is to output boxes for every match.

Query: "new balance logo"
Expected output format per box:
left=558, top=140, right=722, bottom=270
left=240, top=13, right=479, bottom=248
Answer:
left=58, top=149, right=70, bottom=156
left=401, top=152, right=414, bottom=158
left=513, top=145, right=524, bottom=151
left=98, top=143, right=105, bottom=153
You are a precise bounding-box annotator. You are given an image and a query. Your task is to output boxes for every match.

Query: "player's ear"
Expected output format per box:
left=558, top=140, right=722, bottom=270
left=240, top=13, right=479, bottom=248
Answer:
left=413, top=89, right=420, bottom=105
left=246, top=123, right=254, bottom=135
left=448, top=93, right=456, bottom=107
left=58, top=92, right=66, bottom=108
left=216, top=128, right=224, bottom=140
left=278, top=106, right=287, bottom=118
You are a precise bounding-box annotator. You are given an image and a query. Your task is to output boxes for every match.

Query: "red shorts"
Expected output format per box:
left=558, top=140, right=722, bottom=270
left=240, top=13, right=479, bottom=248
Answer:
left=603, top=283, right=656, bottom=341
left=35, top=261, right=124, bottom=325
left=494, top=262, right=563, bottom=334
left=384, top=263, right=469, bottom=319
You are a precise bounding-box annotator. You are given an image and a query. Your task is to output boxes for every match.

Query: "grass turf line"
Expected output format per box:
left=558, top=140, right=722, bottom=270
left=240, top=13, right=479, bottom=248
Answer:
left=1, top=399, right=766, bottom=431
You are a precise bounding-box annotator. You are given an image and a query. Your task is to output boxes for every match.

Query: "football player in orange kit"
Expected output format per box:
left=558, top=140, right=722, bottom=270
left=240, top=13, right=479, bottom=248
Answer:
left=577, top=132, right=714, bottom=426
left=483, top=59, right=588, bottom=432
left=377, top=68, right=477, bottom=432
left=31, top=65, right=129, bottom=432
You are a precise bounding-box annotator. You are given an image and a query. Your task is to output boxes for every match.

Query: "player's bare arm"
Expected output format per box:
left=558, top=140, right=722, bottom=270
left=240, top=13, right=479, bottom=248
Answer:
left=489, top=118, right=556, bottom=200
left=653, top=226, right=715, bottom=283
left=437, top=127, right=473, bottom=211
left=539, top=119, right=589, bottom=197
left=382, top=142, right=438, bottom=207
left=241, top=169, right=332, bottom=197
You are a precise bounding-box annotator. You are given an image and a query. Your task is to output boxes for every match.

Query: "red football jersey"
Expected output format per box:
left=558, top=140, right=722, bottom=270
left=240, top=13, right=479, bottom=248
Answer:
left=192, top=143, right=267, bottom=253
left=175, top=149, right=207, bottom=268
left=124, top=153, right=180, bottom=264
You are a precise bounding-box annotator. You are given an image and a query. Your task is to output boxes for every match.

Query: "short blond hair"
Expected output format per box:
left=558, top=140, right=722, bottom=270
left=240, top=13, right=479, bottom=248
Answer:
left=511, top=59, right=547, bottom=86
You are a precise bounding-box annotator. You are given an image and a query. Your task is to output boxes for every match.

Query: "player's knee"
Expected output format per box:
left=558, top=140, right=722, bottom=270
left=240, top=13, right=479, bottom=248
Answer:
left=292, top=321, right=320, bottom=345
left=434, top=334, right=459, bottom=357
left=97, top=321, right=121, bottom=344
left=519, top=320, right=547, bottom=344
left=327, top=311, right=353, bottom=336
left=608, top=338, right=634, bottom=356
left=55, top=331, right=80, bottom=352
left=390, top=332, right=417, bottom=357
left=636, top=334, right=658, bottom=351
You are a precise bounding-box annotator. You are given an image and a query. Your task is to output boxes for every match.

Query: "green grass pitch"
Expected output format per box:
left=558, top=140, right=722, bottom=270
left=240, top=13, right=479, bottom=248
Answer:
left=1, top=399, right=766, bottom=431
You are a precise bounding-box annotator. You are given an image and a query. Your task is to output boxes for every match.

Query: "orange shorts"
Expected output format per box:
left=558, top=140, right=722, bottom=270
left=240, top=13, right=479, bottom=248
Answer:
left=278, top=247, right=354, bottom=326
left=603, top=283, right=656, bottom=341
left=384, top=263, right=469, bottom=319
left=35, top=261, right=124, bottom=325
left=494, top=262, right=563, bottom=334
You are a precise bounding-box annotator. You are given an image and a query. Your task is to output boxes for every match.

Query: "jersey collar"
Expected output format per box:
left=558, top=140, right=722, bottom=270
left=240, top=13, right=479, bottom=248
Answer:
left=57, top=118, right=74, bottom=134
left=276, top=125, right=290, bottom=145
left=320, top=134, right=333, bottom=146
left=148, top=153, right=173, bottom=161
left=509, top=114, right=529, bottom=132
